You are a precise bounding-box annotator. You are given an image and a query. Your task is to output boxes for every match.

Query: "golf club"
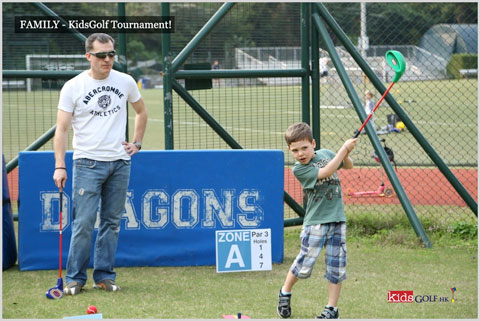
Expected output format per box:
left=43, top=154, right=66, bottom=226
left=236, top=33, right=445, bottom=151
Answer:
left=45, top=188, right=64, bottom=299
left=354, top=50, right=406, bottom=138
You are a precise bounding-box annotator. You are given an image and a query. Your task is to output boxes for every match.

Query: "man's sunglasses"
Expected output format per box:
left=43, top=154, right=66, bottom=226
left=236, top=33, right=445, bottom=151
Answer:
left=89, top=50, right=116, bottom=59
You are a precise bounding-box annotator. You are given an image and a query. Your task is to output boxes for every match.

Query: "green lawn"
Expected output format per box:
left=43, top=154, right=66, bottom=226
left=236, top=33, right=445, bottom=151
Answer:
left=3, top=78, right=477, bottom=166
left=2, top=224, right=477, bottom=319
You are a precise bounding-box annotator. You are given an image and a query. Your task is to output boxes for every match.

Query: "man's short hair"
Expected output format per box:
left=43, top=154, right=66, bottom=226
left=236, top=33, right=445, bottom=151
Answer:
left=285, top=122, right=313, bottom=146
left=85, top=33, right=115, bottom=53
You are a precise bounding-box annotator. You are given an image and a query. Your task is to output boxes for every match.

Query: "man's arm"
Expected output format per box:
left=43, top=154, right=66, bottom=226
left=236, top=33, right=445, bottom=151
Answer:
left=53, top=109, right=72, bottom=189
left=131, top=97, right=147, bottom=144
left=122, top=97, right=148, bottom=156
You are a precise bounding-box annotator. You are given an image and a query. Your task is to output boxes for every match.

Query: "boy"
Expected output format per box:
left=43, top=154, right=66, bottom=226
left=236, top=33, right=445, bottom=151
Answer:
left=277, top=122, right=357, bottom=319
left=363, top=90, right=375, bottom=133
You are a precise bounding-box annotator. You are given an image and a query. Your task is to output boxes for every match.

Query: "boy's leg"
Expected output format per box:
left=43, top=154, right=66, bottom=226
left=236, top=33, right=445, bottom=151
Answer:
left=327, top=282, right=342, bottom=307
left=282, top=270, right=298, bottom=293
left=277, top=271, right=297, bottom=318
left=278, top=225, right=328, bottom=318
left=317, top=223, right=346, bottom=319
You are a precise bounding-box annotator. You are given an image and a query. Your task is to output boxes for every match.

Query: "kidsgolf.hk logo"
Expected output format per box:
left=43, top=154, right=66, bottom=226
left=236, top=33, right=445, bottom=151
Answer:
left=388, top=288, right=456, bottom=303
left=387, top=291, right=414, bottom=303
left=451, top=287, right=456, bottom=302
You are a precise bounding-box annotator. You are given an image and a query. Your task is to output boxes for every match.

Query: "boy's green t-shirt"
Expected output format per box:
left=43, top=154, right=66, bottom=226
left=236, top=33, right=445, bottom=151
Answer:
left=292, top=149, right=346, bottom=226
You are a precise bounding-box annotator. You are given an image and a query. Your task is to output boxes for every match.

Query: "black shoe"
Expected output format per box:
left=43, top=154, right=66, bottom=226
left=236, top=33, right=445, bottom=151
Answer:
left=277, top=289, right=292, bottom=318
left=316, top=306, right=339, bottom=319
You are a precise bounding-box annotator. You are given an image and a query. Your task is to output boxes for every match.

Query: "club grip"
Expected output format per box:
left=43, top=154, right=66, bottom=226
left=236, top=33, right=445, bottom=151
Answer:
left=353, top=130, right=360, bottom=138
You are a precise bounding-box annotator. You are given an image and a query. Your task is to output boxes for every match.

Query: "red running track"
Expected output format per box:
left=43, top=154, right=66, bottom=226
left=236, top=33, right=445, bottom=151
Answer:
left=7, top=167, right=478, bottom=207
left=284, top=167, right=477, bottom=207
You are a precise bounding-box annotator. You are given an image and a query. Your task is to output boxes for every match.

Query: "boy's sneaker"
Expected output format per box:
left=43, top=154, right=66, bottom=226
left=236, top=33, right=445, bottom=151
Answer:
left=316, top=306, right=339, bottom=319
left=277, top=289, right=292, bottom=318
left=64, top=281, right=83, bottom=296
left=93, top=279, right=121, bottom=292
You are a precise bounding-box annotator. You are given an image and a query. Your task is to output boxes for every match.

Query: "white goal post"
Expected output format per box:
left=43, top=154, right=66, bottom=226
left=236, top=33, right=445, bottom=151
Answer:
left=25, top=54, right=89, bottom=91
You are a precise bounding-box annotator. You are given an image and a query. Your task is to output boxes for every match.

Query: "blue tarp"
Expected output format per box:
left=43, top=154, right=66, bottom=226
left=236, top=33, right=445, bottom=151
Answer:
left=18, top=150, right=285, bottom=271
left=3, top=154, right=17, bottom=270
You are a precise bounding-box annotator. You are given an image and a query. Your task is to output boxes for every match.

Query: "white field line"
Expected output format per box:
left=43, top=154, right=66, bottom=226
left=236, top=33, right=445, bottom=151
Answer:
left=131, top=117, right=336, bottom=136
left=283, top=112, right=477, bottom=128
left=138, top=117, right=285, bottom=135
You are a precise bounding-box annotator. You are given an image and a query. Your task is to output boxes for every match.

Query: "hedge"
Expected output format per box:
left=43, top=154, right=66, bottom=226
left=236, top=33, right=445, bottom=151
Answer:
left=447, top=53, right=478, bottom=79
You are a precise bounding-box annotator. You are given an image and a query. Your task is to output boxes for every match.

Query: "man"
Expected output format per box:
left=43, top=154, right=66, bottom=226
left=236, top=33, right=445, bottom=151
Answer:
left=212, top=60, right=220, bottom=87
left=53, top=33, right=147, bottom=295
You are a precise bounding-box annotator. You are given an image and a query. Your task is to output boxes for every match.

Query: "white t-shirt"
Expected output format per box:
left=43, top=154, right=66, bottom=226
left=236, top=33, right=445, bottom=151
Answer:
left=58, top=70, right=141, bottom=161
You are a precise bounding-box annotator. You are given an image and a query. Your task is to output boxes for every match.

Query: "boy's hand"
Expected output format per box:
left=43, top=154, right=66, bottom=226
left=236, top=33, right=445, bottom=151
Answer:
left=343, top=138, right=358, bottom=155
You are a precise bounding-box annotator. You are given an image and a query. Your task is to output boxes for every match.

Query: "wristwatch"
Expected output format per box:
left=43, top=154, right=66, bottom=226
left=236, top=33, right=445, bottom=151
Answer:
left=133, top=141, right=142, bottom=151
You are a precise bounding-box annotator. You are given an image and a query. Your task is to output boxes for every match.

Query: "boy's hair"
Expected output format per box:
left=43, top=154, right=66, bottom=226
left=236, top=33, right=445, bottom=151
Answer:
left=365, top=90, right=374, bottom=97
left=85, top=33, right=115, bottom=53
left=285, top=122, right=313, bottom=146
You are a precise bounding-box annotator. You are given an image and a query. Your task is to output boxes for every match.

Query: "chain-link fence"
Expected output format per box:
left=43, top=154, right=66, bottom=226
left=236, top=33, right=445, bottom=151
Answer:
left=3, top=3, right=477, bottom=232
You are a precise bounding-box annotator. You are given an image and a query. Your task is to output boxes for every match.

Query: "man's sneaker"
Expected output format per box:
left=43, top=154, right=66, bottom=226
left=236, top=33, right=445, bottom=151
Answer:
left=277, top=289, right=292, bottom=318
left=316, top=306, right=339, bottom=319
left=93, top=279, right=121, bottom=292
left=64, top=281, right=83, bottom=296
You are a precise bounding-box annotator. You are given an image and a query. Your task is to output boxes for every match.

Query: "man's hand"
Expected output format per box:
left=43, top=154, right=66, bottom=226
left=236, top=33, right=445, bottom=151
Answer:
left=122, top=141, right=140, bottom=156
left=53, top=168, right=67, bottom=189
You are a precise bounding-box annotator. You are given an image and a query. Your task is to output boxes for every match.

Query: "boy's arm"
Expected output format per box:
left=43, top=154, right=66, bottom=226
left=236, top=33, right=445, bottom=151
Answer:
left=317, top=138, right=357, bottom=179
left=342, top=154, right=354, bottom=169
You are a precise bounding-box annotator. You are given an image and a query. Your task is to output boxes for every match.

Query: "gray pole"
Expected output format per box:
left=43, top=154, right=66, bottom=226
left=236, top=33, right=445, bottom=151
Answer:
left=161, top=3, right=174, bottom=149
left=360, top=2, right=367, bottom=59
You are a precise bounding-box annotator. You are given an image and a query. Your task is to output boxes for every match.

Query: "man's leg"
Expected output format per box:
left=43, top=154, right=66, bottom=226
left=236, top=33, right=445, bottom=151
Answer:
left=93, top=159, right=130, bottom=285
left=66, top=159, right=104, bottom=290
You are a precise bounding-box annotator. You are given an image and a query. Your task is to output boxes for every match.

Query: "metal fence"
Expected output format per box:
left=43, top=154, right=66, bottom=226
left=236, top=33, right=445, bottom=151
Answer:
left=3, top=3, right=477, bottom=238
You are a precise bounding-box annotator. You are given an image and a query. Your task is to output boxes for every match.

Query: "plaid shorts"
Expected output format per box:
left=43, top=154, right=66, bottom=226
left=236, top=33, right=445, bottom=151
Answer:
left=290, top=222, right=347, bottom=284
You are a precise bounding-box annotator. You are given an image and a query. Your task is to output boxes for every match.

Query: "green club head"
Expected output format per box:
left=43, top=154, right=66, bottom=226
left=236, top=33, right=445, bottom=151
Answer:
left=385, top=50, right=406, bottom=83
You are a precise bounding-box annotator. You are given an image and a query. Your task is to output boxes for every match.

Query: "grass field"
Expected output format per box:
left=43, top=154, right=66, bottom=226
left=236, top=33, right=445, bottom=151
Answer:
left=2, top=78, right=477, bottom=166
left=139, top=78, right=478, bottom=167
left=2, top=221, right=477, bottom=319
left=2, top=77, right=477, bottom=318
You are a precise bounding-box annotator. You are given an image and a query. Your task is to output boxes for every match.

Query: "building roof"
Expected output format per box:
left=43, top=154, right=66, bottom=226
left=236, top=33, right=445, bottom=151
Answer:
left=419, top=24, right=478, bottom=60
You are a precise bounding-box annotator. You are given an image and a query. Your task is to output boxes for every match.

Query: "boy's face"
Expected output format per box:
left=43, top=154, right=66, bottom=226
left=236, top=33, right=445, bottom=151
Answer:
left=288, top=139, right=316, bottom=164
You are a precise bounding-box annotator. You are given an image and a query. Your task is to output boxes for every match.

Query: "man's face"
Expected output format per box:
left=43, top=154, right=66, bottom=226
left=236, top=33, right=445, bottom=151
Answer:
left=288, top=139, right=316, bottom=164
left=86, top=40, right=115, bottom=79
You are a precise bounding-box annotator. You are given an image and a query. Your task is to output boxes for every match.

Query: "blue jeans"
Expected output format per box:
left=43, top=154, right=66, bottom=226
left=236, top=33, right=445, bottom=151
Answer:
left=66, top=158, right=130, bottom=286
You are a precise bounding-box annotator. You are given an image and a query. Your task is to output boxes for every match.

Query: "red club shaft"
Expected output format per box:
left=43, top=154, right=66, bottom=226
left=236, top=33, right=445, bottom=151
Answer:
left=356, top=82, right=395, bottom=134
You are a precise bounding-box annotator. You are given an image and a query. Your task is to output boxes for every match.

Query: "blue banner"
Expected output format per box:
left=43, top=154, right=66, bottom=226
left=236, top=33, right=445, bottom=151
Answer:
left=18, top=150, right=284, bottom=271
